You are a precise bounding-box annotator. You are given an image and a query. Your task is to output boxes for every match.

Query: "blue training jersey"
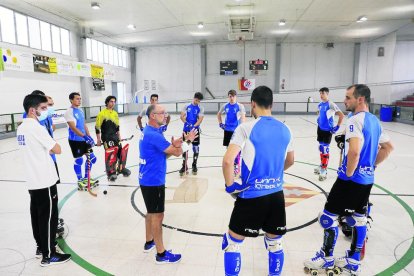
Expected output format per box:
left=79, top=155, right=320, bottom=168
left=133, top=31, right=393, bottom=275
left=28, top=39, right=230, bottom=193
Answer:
left=219, top=102, right=246, bottom=132
left=337, top=112, right=389, bottom=184
left=182, top=103, right=204, bottom=132
left=317, top=101, right=340, bottom=131
left=139, top=125, right=171, bottom=186
left=64, top=107, right=86, bottom=141
left=230, top=116, right=293, bottom=199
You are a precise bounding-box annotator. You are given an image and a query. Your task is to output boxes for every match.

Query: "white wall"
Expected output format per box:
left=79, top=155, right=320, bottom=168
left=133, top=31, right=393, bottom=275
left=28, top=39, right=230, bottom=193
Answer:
left=280, top=42, right=354, bottom=91
left=206, top=42, right=277, bottom=97
left=136, top=45, right=201, bottom=102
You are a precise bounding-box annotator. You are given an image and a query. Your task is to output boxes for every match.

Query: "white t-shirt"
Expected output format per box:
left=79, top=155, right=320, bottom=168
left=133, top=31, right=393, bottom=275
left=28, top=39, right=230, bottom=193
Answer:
left=17, top=118, right=58, bottom=190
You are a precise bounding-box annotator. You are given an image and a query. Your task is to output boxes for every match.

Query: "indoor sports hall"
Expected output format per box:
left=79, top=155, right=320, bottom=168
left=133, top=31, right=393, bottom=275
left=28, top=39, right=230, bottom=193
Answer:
left=1, top=1, right=414, bottom=276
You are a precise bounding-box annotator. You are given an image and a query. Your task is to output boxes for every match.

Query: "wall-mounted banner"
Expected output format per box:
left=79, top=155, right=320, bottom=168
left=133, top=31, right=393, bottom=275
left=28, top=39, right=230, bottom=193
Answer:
left=33, top=54, right=53, bottom=73
left=90, top=64, right=105, bottom=91
left=0, top=48, right=4, bottom=72
left=2, top=48, right=33, bottom=72
left=51, top=110, right=67, bottom=125
left=75, top=62, right=91, bottom=77
left=238, top=78, right=255, bottom=91
left=57, top=59, right=76, bottom=76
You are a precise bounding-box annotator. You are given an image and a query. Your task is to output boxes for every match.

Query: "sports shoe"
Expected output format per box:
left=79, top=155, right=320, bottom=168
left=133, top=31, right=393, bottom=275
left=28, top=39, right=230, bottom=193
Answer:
left=155, top=250, right=182, bottom=264
left=40, top=252, right=71, bottom=267
left=118, top=168, right=131, bottom=177
left=35, top=247, right=42, bottom=259
left=304, top=249, right=334, bottom=270
left=319, top=169, right=327, bottom=181
left=108, top=174, right=117, bottom=182
left=334, top=250, right=361, bottom=275
left=143, top=240, right=155, bottom=253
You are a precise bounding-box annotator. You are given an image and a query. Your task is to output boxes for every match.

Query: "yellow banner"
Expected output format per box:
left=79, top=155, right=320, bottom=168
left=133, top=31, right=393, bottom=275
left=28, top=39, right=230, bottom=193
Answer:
left=48, top=57, right=57, bottom=73
left=90, top=64, right=104, bottom=79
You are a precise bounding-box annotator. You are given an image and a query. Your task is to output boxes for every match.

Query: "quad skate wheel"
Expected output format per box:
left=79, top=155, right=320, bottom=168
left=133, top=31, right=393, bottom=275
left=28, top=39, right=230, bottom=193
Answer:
left=319, top=175, right=327, bottom=181
left=310, top=269, right=319, bottom=276
left=326, top=269, right=335, bottom=276
left=333, top=267, right=342, bottom=274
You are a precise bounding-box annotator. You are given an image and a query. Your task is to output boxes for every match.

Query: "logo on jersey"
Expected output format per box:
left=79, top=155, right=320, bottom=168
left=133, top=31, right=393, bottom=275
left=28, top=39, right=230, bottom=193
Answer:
left=17, top=135, right=25, bottom=145
left=358, top=165, right=374, bottom=176
left=254, top=177, right=281, bottom=189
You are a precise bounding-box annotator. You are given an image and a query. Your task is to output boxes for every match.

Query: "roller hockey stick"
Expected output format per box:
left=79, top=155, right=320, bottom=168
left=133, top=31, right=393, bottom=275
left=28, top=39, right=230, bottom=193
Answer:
left=86, top=148, right=97, bottom=197
left=120, top=135, right=134, bottom=142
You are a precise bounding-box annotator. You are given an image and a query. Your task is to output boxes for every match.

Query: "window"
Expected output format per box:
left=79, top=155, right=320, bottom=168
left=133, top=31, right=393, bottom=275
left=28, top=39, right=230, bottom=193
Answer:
left=108, top=45, right=114, bottom=65
left=86, top=38, right=92, bottom=60
left=113, top=47, right=119, bottom=66
left=60, top=28, right=70, bottom=55
left=51, top=25, right=61, bottom=53
left=118, top=49, right=123, bottom=67
left=15, top=13, right=28, bottom=46
left=28, top=17, right=41, bottom=49
left=91, top=39, right=98, bottom=61
left=97, top=41, right=104, bottom=63
left=0, top=6, right=16, bottom=44
left=40, top=21, right=51, bottom=51
left=103, top=44, right=109, bottom=64
left=122, top=50, right=127, bottom=68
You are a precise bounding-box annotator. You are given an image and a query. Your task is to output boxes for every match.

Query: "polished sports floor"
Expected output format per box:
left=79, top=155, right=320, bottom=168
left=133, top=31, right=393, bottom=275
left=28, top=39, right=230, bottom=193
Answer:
left=0, top=114, right=413, bottom=276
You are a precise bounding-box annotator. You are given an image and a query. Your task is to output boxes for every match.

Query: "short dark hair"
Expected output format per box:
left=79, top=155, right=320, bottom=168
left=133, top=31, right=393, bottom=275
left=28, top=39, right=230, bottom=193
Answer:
left=228, top=90, right=237, bottom=96
left=251, top=86, right=273, bottom=109
left=150, top=94, right=158, bottom=99
left=69, top=92, right=80, bottom=100
left=319, top=87, right=329, bottom=93
left=23, top=94, right=48, bottom=113
left=147, top=104, right=156, bottom=116
left=105, top=96, right=117, bottom=106
left=349, top=84, right=371, bottom=104
left=31, top=90, right=45, bottom=96
left=194, top=92, right=203, bottom=100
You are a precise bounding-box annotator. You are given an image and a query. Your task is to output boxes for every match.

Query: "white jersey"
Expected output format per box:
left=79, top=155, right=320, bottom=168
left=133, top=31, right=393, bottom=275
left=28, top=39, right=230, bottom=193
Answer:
left=16, top=118, right=58, bottom=190
left=230, top=116, right=293, bottom=199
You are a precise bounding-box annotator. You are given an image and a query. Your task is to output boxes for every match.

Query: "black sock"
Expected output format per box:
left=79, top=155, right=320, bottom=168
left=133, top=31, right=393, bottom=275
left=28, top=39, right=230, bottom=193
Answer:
left=157, top=250, right=166, bottom=257
left=145, top=239, right=154, bottom=245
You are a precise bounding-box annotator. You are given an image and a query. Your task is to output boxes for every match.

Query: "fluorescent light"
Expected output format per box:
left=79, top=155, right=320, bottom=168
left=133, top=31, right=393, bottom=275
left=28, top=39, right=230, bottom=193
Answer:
left=197, top=22, right=204, bottom=29
left=91, top=2, right=100, bottom=10
left=279, top=19, right=286, bottom=26
left=357, top=15, right=368, bottom=23
left=127, top=24, right=136, bottom=30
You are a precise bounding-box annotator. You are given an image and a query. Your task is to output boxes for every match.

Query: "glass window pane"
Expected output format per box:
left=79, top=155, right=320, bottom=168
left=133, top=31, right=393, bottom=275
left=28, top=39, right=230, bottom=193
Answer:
left=15, top=13, right=28, bottom=46
left=91, top=39, right=98, bottom=61
left=40, top=21, right=51, bottom=51
left=0, top=6, right=16, bottom=44
left=108, top=45, right=114, bottom=65
left=122, top=50, right=127, bottom=68
left=86, top=38, right=92, bottom=60
left=118, top=49, right=122, bottom=67
left=113, top=47, right=118, bottom=66
left=51, top=25, right=61, bottom=53
left=103, top=44, right=109, bottom=63
left=97, top=41, right=103, bottom=62
left=60, top=28, right=70, bottom=55
left=28, top=17, right=41, bottom=49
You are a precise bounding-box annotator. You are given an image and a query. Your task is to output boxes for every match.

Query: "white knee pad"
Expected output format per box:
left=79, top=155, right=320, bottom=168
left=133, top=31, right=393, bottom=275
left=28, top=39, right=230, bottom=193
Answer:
left=318, top=210, right=338, bottom=229
left=346, top=213, right=367, bottom=227
left=264, top=235, right=283, bottom=253
left=222, top=233, right=242, bottom=252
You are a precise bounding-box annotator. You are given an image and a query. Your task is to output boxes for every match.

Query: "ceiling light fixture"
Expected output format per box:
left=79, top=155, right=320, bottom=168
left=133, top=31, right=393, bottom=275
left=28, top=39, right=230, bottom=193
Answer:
left=279, top=19, right=286, bottom=26
left=127, top=24, right=136, bottom=30
left=356, top=15, right=368, bottom=23
left=197, top=22, right=204, bottom=29
left=91, top=2, right=100, bottom=10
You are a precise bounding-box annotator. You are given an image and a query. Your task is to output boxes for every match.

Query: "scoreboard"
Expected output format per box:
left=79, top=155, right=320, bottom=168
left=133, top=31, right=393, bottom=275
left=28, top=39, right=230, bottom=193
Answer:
left=220, top=61, right=238, bottom=75
left=249, top=59, right=268, bottom=70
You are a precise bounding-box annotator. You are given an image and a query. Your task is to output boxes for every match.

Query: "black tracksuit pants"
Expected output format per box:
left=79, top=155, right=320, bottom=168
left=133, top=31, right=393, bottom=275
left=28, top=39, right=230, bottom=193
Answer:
left=29, top=184, right=58, bottom=258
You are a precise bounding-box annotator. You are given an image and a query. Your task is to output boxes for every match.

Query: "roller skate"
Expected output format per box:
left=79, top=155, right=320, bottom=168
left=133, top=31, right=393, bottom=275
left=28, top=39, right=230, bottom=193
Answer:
left=179, top=164, right=188, bottom=177
left=108, top=173, right=117, bottom=182
left=192, top=163, right=198, bottom=175
left=334, top=251, right=361, bottom=275
left=319, top=169, right=327, bottom=181
left=314, top=165, right=321, bottom=175
left=304, top=249, right=336, bottom=276
left=118, top=167, right=131, bottom=177
left=77, top=179, right=87, bottom=191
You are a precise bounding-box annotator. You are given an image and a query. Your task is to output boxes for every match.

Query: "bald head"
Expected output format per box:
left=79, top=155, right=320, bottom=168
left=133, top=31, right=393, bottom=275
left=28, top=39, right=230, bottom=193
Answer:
left=148, top=104, right=167, bottom=127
